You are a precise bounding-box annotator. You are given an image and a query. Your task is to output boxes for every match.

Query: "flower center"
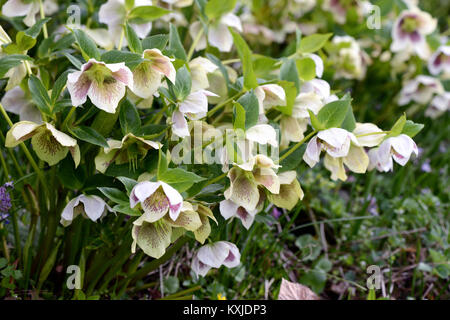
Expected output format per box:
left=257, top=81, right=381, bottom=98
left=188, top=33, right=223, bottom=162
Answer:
left=401, top=17, right=418, bottom=33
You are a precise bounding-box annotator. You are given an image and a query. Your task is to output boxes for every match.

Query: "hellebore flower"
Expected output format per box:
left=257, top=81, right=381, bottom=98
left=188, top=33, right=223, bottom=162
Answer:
left=60, top=194, right=113, bottom=226
left=189, top=57, right=218, bottom=92
left=219, top=199, right=259, bottom=230
left=425, top=92, right=450, bottom=119
left=368, top=134, right=418, bottom=172
left=130, top=49, right=176, bottom=99
left=5, top=121, right=80, bottom=167
left=130, top=180, right=183, bottom=223
left=99, top=0, right=153, bottom=48
left=245, top=124, right=279, bottom=148
left=95, top=133, right=161, bottom=173
left=1, top=86, right=42, bottom=123
left=303, top=128, right=358, bottom=168
left=428, top=45, right=450, bottom=76
left=0, top=26, right=27, bottom=91
left=398, top=75, right=443, bottom=106
left=131, top=220, right=172, bottom=258
left=2, top=0, right=58, bottom=27
left=67, top=58, right=133, bottom=113
left=191, top=241, right=241, bottom=277
left=330, top=36, right=370, bottom=80
left=267, top=171, right=304, bottom=210
left=390, top=8, right=437, bottom=59
left=189, top=13, right=242, bottom=52
left=254, top=84, right=286, bottom=115
left=171, top=90, right=218, bottom=137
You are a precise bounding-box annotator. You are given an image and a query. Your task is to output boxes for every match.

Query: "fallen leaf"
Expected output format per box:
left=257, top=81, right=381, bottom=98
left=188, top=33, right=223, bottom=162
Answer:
left=278, top=278, right=320, bottom=300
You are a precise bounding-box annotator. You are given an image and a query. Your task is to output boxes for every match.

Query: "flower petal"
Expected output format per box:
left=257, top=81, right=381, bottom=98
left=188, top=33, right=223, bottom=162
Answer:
left=133, top=221, right=172, bottom=258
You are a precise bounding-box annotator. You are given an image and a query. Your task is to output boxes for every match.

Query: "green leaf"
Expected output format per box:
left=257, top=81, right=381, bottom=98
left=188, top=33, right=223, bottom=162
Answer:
left=51, top=70, right=70, bottom=105
left=308, top=109, right=324, bottom=131
left=236, top=90, right=259, bottom=129
left=317, top=98, right=351, bottom=129
left=73, top=28, right=101, bottom=61
left=298, top=33, right=332, bottom=53
left=233, top=102, right=246, bottom=130
left=16, top=32, right=36, bottom=51
left=296, top=57, right=316, bottom=81
left=63, top=52, right=83, bottom=70
left=280, top=58, right=300, bottom=92
left=128, top=5, right=171, bottom=24
left=295, top=28, right=302, bottom=51
left=98, top=187, right=129, bottom=205
left=387, top=114, right=406, bottom=138
left=160, top=168, right=206, bottom=193
left=142, top=34, right=169, bottom=50
left=0, top=54, right=32, bottom=78
left=116, top=176, right=138, bottom=195
left=230, top=28, right=258, bottom=89
left=173, top=65, right=192, bottom=101
left=119, top=99, right=142, bottom=135
left=113, top=203, right=141, bottom=216
left=276, top=81, right=296, bottom=116
left=70, top=126, right=109, bottom=148
left=341, top=103, right=357, bottom=132
left=101, top=50, right=143, bottom=69
left=125, top=22, right=143, bottom=54
left=205, top=0, right=236, bottom=20
left=168, top=24, right=187, bottom=60
left=28, top=75, right=52, bottom=115
left=401, top=120, right=424, bottom=138
left=25, top=18, right=51, bottom=38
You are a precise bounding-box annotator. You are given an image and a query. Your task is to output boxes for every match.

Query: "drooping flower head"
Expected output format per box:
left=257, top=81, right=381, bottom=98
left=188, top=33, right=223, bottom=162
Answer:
left=428, top=46, right=450, bottom=76
left=2, top=0, right=58, bottom=27
left=60, top=194, right=113, bottom=226
left=191, top=241, right=241, bottom=277
left=330, top=36, right=370, bottom=80
left=67, top=58, right=133, bottom=113
left=5, top=121, right=80, bottom=167
left=130, top=180, right=183, bottom=224
left=368, top=134, right=419, bottom=172
left=425, top=92, right=450, bottom=119
left=130, top=49, right=176, bottom=99
left=391, top=8, right=437, bottom=59
left=398, top=75, right=443, bottom=106
left=1, top=86, right=42, bottom=124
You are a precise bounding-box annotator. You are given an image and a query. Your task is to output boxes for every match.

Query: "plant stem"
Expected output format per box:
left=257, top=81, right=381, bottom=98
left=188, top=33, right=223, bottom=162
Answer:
left=187, top=27, right=204, bottom=61
left=278, top=130, right=317, bottom=162
left=118, top=27, right=125, bottom=50
left=38, top=0, right=48, bottom=39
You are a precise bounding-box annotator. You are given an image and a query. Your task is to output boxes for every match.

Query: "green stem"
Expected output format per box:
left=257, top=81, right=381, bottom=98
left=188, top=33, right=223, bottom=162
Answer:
left=38, top=0, right=48, bottom=39
left=207, top=92, right=243, bottom=118
left=278, top=130, right=317, bottom=162
left=61, top=106, right=77, bottom=130
left=187, top=27, right=204, bottom=61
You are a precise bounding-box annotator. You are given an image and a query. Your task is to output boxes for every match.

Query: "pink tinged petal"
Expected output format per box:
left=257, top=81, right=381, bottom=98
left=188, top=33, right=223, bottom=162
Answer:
left=222, top=242, right=241, bottom=268
left=106, top=62, right=133, bottom=87
left=303, top=136, right=321, bottom=167
left=208, top=23, right=233, bottom=52
left=2, top=0, right=32, bottom=18
left=1, top=86, right=27, bottom=115
left=219, top=200, right=239, bottom=220
left=172, top=110, right=190, bottom=137
left=235, top=206, right=255, bottom=230
left=197, top=242, right=230, bottom=268
left=389, top=134, right=417, bottom=166
left=160, top=181, right=183, bottom=221
left=130, top=181, right=161, bottom=208
left=300, top=79, right=331, bottom=99
left=88, top=77, right=126, bottom=113
left=67, top=71, right=91, bottom=107
left=191, top=255, right=211, bottom=277
left=318, top=128, right=351, bottom=158
left=278, top=278, right=320, bottom=300
left=144, top=49, right=176, bottom=84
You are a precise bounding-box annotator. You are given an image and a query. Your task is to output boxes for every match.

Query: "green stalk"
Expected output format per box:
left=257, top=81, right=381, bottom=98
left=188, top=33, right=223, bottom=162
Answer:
left=207, top=92, right=243, bottom=118
left=278, top=130, right=317, bottom=162
left=187, top=27, right=204, bottom=61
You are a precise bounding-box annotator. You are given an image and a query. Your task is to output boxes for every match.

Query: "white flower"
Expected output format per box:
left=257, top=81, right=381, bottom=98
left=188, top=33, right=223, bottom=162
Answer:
left=428, top=45, right=450, bottom=76
left=330, top=36, right=369, bottom=80
left=219, top=200, right=258, bottom=230
left=5, top=121, right=80, bottom=167
left=255, top=84, right=286, bottom=115
left=303, top=128, right=358, bottom=168
left=130, top=181, right=183, bottom=223
left=172, top=90, right=218, bottom=137
left=425, top=92, right=450, bottom=119
left=130, top=49, right=176, bottom=99
left=67, top=58, right=133, bottom=113
left=161, top=0, right=193, bottom=8
left=189, top=57, right=218, bottom=92
left=1, top=86, right=42, bottom=123
left=368, top=134, right=418, bottom=172
left=60, top=194, right=113, bottom=226
left=191, top=241, right=240, bottom=277
left=398, top=75, right=443, bottom=106
left=2, top=0, right=58, bottom=27
left=189, top=13, right=242, bottom=52
left=99, top=0, right=153, bottom=48
left=353, top=122, right=386, bottom=147
left=245, top=124, right=278, bottom=147
left=390, top=8, right=437, bottom=59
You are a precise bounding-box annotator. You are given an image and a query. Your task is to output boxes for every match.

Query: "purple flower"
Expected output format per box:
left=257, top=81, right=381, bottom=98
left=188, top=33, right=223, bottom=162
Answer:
left=0, top=182, right=13, bottom=224
left=271, top=207, right=282, bottom=220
